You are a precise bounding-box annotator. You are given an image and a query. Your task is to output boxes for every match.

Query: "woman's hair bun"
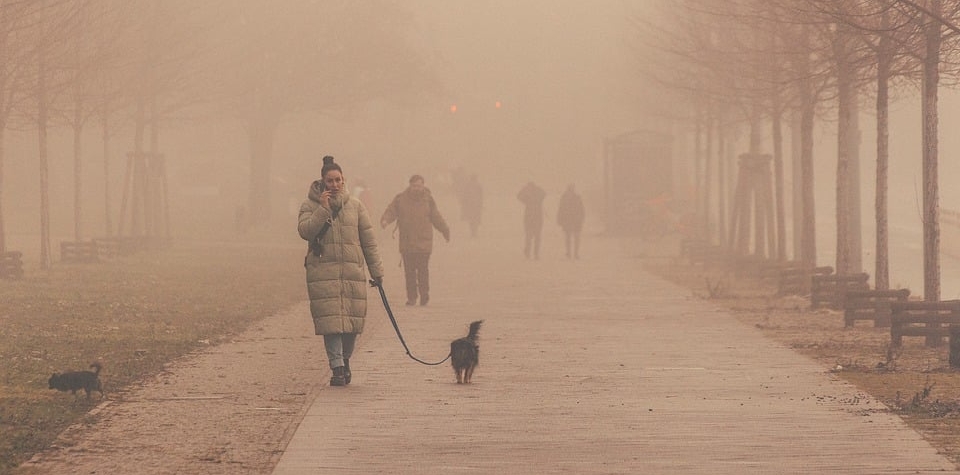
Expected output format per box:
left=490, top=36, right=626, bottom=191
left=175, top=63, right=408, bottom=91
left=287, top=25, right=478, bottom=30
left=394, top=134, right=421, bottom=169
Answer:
left=322, top=155, right=335, bottom=165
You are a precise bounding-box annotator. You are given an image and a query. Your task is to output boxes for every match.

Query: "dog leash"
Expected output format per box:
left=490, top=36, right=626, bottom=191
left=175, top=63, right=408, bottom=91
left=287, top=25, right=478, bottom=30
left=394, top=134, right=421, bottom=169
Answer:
left=370, top=280, right=451, bottom=366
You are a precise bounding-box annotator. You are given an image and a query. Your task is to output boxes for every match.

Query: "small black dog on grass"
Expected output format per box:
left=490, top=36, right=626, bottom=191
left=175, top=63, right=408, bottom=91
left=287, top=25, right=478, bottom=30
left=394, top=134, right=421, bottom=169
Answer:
left=450, top=320, right=483, bottom=384
left=49, top=362, right=103, bottom=399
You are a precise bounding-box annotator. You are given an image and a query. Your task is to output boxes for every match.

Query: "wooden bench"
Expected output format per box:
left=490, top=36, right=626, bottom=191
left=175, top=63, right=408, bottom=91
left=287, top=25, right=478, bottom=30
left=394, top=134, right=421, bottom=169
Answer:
left=91, top=237, right=132, bottom=259
left=0, top=250, right=23, bottom=279
left=890, top=300, right=960, bottom=347
left=811, top=272, right=869, bottom=309
left=843, top=288, right=911, bottom=327
left=778, top=265, right=833, bottom=296
left=61, top=241, right=100, bottom=263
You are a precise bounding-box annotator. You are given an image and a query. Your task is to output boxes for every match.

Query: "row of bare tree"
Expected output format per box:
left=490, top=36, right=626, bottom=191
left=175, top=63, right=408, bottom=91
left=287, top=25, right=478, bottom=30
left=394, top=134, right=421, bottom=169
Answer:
left=0, top=1, right=436, bottom=269
left=639, top=0, right=960, bottom=301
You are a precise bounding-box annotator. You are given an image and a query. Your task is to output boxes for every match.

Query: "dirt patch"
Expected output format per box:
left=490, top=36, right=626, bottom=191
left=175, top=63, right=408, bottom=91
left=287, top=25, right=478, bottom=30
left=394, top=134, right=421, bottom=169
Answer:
left=645, top=257, right=960, bottom=467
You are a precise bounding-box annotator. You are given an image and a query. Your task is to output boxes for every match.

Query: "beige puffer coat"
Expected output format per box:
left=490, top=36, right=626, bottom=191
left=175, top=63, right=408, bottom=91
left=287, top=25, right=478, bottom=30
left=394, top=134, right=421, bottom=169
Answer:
left=298, top=182, right=384, bottom=335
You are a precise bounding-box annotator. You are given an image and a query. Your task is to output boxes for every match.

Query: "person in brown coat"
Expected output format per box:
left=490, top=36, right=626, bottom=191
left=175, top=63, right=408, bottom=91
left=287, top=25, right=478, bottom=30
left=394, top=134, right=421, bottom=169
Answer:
left=380, top=174, right=450, bottom=306
left=299, top=156, right=384, bottom=386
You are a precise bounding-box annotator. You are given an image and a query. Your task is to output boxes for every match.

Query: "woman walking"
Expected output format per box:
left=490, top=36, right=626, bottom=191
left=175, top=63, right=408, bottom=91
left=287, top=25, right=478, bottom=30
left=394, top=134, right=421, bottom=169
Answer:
left=298, top=156, right=384, bottom=386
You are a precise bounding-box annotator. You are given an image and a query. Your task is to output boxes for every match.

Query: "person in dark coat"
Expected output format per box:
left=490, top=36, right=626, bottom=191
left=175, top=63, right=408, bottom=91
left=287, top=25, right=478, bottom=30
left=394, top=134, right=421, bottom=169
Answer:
left=298, top=156, right=384, bottom=387
left=517, top=181, right=546, bottom=259
left=557, top=183, right=585, bottom=259
left=380, top=174, right=450, bottom=306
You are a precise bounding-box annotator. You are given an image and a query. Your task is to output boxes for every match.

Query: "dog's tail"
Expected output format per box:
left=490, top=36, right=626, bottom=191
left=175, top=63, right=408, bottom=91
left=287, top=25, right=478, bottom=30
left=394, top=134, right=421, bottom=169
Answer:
left=467, top=320, right=483, bottom=340
left=90, top=362, right=102, bottom=375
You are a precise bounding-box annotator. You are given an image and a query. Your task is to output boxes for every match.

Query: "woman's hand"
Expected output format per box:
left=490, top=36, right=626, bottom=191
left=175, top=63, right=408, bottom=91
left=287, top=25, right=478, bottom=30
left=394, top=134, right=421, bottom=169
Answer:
left=320, top=190, right=333, bottom=210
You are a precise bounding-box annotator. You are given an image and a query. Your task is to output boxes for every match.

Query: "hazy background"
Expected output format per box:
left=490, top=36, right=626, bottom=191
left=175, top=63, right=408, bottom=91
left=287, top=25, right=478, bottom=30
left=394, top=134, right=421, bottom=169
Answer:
left=3, top=1, right=649, bottom=251
left=3, top=0, right=960, bottom=295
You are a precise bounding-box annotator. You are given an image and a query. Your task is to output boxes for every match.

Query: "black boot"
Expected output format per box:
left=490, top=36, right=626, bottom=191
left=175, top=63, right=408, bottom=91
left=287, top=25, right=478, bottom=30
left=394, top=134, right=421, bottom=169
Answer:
left=330, top=366, right=346, bottom=386
left=343, top=359, right=351, bottom=385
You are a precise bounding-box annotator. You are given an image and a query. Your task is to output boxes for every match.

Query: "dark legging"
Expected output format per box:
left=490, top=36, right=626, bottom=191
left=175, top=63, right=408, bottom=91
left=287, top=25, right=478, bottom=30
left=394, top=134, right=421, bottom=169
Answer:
left=402, top=252, right=431, bottom=303
left=524, top=219, right=542, bottom=259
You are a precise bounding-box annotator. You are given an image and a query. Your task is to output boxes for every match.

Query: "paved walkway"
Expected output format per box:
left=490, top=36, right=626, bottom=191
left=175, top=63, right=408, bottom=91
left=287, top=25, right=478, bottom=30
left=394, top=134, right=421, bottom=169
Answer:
left=273, top=234, right=960, bottom=474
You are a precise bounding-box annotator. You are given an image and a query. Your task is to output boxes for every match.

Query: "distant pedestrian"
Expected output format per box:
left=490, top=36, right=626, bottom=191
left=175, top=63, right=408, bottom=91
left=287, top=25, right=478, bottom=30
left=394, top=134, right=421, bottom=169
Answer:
left=381, top=174, right=450, bottom=306
left=557, top=183, right=585, bottom=259
left=459, top=174, right=483, bottom=238
left=517, top=181, right=546, bottom=259
left=298, top=156, right=384, bottom=387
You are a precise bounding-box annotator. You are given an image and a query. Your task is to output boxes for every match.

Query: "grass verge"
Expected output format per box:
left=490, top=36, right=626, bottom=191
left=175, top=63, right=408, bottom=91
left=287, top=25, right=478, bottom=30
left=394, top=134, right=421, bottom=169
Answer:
left=0, top=242, right=306, bottom=474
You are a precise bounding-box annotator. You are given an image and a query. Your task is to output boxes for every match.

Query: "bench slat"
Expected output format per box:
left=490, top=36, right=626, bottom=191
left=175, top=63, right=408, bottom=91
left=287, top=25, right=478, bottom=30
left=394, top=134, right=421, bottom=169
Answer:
left=890, top=300, right=960, bottom=346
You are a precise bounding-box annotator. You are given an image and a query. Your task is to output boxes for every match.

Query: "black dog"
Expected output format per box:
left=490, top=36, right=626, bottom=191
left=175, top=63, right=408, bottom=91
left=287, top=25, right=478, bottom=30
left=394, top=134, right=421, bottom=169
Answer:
left=49, top=362, right=103, bottom=399
left=450, top=320, right=482, bottom=384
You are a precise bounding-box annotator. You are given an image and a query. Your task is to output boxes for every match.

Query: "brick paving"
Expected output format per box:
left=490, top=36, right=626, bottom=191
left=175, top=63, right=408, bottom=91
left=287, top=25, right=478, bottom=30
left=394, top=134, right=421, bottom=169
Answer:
left=273, top=235, right=960, bottom=474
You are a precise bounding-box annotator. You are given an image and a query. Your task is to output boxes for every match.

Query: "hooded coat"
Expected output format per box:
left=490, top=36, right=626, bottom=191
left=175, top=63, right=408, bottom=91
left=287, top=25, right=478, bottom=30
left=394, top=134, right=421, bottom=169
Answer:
left=298, top=181, right=384, bottom=335
left=557, top=189, right=585, bottom=232
left=517, top=182, right=546, bottom=229
left=381, top=187, right=450, bottom=254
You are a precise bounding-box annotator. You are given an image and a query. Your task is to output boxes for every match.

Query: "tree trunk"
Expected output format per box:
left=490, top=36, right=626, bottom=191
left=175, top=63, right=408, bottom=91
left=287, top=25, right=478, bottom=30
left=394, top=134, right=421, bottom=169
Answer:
left=0, top=15, right=6, bottom=254
left=874, top=40, right=890, bottom=290
left=754, top=158, right=767, bottom=258
left=0, top=127, right=5, bottom=253
left=848, top=96, right=863, bottom=274
left=768, top=24, right=786, bottom=262
left=717, top=115, right=727, bottom=248
left=73, top=103, right=83, bottom=242
left=703, top=109, right=713, bottom=242
left=836, top=34, right=852, bottom=277
left=247, top=116, right=279, bottom=225
left=149, top=95, right=164, bottom=239
left=102, top=103, right=112, bottom=237
left=791, top=111, right=802, bottom=262
left=798, top=23, right=817, bottom=271
left=731, top=155, right=750, bottom=255
left=749, top=102, right=762, bottom=155
left=728, top=134, right=738, bottom=252
left=875, top=15, right=891, bottom=291
left=693, top=110, right=703, bottom=236
left=799, top=92, right=817, bottom=270
left=922, top=2, right=941, bottom=302
left=771, top=101, right=785, bottom=262
left=129, top=97, right=146, bottom=237
left=38, top=41, right=51, bottom=269
left=749, top=101, right=764, bottom=257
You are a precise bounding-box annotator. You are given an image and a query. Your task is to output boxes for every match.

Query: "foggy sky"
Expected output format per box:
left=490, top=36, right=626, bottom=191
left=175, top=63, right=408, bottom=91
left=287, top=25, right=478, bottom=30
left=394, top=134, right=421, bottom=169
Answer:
left=7, top=0, right=960, bottom=298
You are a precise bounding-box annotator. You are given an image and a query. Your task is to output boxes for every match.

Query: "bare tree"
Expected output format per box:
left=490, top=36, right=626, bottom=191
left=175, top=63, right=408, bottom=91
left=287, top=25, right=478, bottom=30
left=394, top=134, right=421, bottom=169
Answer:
left=204, top=0, right=439, bottom=226
left=630, top=1, right=761, bottom=248
left=808, top=0, right=924, bottom=290
left=0, top=1, right=49, bottom=254
left=52, top=1, right=133, bottom=243
left=888, top=0, right=960, bottom=300
left=25, top=0, right=86, bottom=269
left=638, top=0, right=827, bottom=263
